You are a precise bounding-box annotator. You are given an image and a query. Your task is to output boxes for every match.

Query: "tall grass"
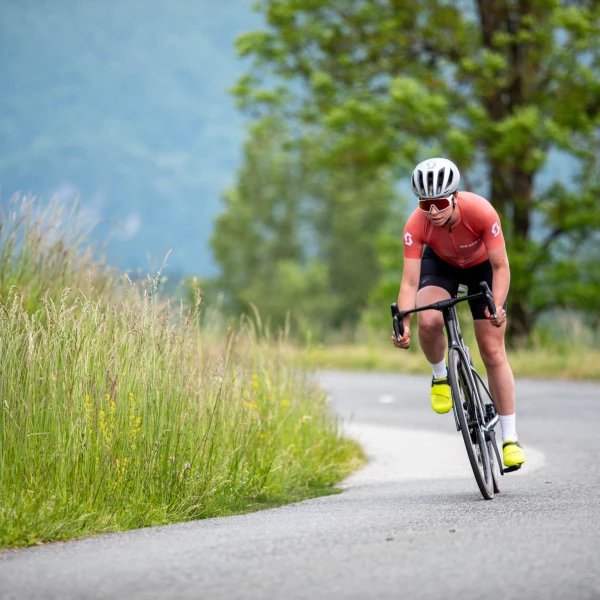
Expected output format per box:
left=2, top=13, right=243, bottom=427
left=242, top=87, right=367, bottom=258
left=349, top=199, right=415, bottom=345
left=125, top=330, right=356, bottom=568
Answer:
left=0, top=194, right=117, bottom=313
left=0, top=197, right=363, bottom=548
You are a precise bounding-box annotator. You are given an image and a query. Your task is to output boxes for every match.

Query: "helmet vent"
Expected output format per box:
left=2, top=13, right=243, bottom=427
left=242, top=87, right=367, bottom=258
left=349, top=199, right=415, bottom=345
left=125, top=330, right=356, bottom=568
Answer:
left=417, top=171, right=425, bottom=196
left=436, top=168, right=445, bottom=195
left=427, top=171, right=434, bottom=195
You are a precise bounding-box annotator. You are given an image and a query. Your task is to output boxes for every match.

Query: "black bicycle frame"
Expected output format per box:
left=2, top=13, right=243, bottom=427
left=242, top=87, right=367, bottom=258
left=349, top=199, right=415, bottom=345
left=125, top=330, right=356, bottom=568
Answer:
left=391, top=281, right=507, bottom=473
left=391, top=281, right=497, bottom=429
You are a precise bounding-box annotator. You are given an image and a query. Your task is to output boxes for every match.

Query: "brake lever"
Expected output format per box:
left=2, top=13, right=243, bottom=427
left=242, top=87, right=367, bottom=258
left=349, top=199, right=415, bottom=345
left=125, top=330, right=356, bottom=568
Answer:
left=479, top=281, right=497, bottom=320
left=391, top=303, right=404, bottom=341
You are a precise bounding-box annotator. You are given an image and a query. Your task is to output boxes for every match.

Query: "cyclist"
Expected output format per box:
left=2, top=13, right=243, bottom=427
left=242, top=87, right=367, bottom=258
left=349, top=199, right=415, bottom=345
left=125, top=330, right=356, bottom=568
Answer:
left=392, top=157, right=525, bottom=469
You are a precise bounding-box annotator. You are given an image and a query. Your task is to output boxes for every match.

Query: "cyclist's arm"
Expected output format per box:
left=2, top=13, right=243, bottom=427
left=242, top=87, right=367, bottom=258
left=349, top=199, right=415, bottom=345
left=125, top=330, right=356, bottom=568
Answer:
left=397, top=258, right=421, bottom=329
left=487, top=245, right=510, bottom=309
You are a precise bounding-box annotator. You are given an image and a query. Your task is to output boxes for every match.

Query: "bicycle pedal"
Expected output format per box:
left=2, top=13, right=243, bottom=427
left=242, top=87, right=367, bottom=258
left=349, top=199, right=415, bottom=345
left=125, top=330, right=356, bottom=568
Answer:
left=503, top=465, right=522, bottom=474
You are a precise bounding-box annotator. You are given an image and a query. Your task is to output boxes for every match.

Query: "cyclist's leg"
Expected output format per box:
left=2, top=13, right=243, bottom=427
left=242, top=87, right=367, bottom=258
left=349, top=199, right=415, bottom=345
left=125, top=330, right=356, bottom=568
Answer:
left=418, top=248, right=459, bottom=414
left=416, top=287, right=449, bottom=363
left=473, top=323, right=524, bottom=465
left=464, top=260, right=514, bottom=415
left=465, top=262, right=524, bottom=466
left=473, top=320, right=514, bottom=415
left=417, top=247, right=459, bottom=364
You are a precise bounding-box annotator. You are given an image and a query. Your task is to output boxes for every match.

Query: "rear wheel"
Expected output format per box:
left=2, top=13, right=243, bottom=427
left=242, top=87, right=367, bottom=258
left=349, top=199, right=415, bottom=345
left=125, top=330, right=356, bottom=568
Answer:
left=448, top=347, right=495, bottom=500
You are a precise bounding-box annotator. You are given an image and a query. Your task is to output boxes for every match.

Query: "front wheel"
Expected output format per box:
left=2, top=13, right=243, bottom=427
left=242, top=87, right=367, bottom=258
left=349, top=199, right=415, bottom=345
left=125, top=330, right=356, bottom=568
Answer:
left=448, top=347, right=495, bottom=500
left=489, top=437, right=501, bottom=494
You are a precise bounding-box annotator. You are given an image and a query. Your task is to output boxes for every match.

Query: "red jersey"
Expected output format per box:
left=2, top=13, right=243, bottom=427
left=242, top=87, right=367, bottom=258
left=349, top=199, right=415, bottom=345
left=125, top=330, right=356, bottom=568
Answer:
left=403, top=191, right=505, bottom=268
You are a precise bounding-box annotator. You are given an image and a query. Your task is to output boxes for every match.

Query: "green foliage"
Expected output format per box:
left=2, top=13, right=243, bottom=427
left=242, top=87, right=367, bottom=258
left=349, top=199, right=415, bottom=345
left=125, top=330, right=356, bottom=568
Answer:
left=233, top=0, right=600, bottom=340
left=209, top=119, right=400, bottom=337
left=361, top=207, right=407, bottom=334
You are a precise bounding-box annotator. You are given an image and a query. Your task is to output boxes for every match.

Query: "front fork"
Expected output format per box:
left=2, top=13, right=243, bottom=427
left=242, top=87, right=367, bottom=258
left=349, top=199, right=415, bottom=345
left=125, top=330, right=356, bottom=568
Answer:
left=454, top=342, right=520, bottom=475
left=450, top=342, right=477, bottom=431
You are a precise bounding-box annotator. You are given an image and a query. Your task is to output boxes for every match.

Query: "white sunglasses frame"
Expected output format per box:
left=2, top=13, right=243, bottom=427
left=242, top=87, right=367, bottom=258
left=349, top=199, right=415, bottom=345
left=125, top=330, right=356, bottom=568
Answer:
left=418, top=194, right=454, bottom=214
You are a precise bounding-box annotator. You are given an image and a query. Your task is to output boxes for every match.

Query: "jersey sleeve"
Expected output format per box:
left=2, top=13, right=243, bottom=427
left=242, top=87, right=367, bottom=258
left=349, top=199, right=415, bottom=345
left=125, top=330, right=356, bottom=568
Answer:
left=479, top=200, right=505, bottom=251
left=403, top=211, right=424, bottom=260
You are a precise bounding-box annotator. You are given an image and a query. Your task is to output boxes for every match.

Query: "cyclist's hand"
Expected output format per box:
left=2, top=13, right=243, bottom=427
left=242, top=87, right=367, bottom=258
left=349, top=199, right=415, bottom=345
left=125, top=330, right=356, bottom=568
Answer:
left=391, top=327, right=411, bottom=349
left=485, top=306, right=506, bottom=328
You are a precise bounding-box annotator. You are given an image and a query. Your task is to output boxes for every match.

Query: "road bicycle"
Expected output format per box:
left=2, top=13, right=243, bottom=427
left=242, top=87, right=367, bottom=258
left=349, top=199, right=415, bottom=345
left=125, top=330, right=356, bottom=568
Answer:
left=391, top=282, right=520, bottom=500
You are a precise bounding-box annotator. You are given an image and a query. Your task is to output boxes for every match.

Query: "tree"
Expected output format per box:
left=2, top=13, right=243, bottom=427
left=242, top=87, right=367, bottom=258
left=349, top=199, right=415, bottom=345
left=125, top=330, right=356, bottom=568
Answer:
left=210, top=118, right=397, bottom=334
left=233, top=0, right=600, bottom=340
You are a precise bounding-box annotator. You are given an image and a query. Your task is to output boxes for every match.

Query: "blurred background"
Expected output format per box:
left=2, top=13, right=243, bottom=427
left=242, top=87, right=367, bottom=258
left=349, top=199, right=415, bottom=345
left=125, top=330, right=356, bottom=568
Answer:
left=1, top=0, right=599, bottom=350
left=1, top=0, right=261, bottom=276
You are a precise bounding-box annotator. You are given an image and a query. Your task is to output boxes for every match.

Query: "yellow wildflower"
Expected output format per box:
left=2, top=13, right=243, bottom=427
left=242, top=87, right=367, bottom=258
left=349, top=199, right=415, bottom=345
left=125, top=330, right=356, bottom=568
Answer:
left=99, top=395, right=116, bottom=445
left=128, top=392, right=142, bottom=449
left=109, top=400, right=116, bottom=431
left=99, top=409, right=109, bottom=442
left=113, top=457, right=128, bottom=488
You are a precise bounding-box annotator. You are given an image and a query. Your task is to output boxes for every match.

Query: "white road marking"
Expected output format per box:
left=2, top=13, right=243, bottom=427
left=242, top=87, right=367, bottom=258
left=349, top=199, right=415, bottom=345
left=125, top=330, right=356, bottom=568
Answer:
left=377, top=394, right=395, bottom=404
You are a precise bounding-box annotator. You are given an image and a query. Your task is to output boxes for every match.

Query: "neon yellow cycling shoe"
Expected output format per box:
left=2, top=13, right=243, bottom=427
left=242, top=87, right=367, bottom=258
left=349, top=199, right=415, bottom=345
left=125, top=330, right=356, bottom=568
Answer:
left=503, top=440, right=525, bottom=468
left=431, top=376, right=452, bottom=414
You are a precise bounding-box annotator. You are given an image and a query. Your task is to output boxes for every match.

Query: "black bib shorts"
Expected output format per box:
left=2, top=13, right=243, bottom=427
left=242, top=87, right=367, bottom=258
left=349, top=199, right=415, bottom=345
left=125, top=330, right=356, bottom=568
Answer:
left=418, top=246, right=507, bottom=320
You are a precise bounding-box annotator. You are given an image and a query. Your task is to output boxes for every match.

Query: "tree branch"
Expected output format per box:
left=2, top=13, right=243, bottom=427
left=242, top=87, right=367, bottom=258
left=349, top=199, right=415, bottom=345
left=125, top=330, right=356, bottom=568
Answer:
left=530, top=226, right=565, bottom=270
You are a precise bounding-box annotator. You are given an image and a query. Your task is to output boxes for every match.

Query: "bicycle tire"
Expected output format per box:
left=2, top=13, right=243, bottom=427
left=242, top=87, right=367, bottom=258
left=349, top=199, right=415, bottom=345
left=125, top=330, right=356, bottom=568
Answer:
left=470, top=364, right=501, bottom=495
left=448, top=347, right=495, bottom=500
left=488, top=437, right=501, bottom=494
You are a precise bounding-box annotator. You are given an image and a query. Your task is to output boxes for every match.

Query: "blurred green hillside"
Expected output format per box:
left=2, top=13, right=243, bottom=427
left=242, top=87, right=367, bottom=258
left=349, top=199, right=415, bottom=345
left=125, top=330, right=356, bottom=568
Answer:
left=0, top=0, right=260, bottom=275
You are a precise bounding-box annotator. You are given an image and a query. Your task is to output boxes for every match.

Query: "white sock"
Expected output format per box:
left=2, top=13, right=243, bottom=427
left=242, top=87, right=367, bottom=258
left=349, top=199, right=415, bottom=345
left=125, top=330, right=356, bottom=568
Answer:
left=499, top=413, right=518, bottom=442
left=429, top=359, right=447, bottom=380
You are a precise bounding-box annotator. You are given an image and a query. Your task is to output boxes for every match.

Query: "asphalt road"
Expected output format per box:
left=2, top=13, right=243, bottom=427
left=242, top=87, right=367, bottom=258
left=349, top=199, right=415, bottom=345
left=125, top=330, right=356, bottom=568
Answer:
left=1, top=372, right=599, bottom=600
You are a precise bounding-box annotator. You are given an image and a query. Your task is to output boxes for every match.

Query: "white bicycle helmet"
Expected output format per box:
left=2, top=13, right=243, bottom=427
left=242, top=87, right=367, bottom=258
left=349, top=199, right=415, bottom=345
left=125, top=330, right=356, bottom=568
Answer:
left=411, top=158, right=460, bottom=198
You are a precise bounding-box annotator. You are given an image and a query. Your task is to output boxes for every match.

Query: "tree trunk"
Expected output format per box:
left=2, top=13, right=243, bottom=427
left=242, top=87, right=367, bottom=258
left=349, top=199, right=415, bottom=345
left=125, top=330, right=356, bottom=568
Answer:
left=476, top=0, right=539, bottom=344
left=489, top=163, right=535, bottom=343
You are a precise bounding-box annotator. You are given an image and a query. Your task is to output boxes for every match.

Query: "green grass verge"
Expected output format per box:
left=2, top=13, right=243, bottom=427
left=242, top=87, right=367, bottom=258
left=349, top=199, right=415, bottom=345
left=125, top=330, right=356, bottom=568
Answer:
left=0, top=196, right=365, bottom=549
left=298, top=342, right=600, bottom=380
left=297, top=301, right=600, bottom=380
left=0, top=290, right=365, bottom=549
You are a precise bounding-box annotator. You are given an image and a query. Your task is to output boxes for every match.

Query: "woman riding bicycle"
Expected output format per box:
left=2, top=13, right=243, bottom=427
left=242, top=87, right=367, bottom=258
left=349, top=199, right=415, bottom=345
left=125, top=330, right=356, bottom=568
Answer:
left=392, top=157, right=525, bottom=469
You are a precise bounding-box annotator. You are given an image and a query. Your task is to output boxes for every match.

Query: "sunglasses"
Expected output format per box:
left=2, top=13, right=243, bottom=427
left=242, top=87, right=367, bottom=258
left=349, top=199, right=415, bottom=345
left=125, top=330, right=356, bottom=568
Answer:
left=418, top=195, right=453, bottom=213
